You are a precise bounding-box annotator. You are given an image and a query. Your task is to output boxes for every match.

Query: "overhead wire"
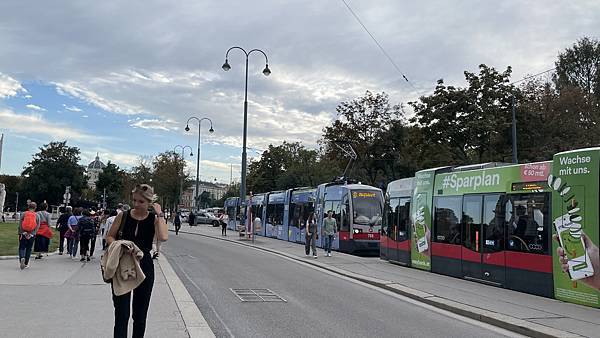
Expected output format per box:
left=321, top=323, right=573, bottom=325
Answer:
left=340, top=0, right=415, bottom=89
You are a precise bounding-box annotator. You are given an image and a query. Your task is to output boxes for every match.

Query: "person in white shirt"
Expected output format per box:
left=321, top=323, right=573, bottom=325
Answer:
left=102, top=209, right=118, bottom=250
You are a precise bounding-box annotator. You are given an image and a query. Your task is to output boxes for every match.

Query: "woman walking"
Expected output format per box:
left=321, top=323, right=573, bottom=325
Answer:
left=106, top=184, right=168, bottom=338
left=305, top=212, right=318, bottom=258
left=77, top=209, right=96, bottom=262
left=34, top=202, right=53, bottom=260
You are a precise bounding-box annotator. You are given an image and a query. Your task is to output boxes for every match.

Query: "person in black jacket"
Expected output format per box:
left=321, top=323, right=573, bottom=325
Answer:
left=56, top=206, right=72, bottom=255
left=77, top=209, right=96, bottom=262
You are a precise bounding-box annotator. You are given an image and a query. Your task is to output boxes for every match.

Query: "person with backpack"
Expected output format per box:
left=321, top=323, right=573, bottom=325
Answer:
left=77, top=209, right=96, bottom=262
left=305, top=212, right=318, bottom=258
left=88, top=210, right=99, bottom=258
left=34, top=202, right=53, bottom=260
left=18, top=202, right=40, bottom=270
left=56, top=206, right=72, bottom=255
left=65, top=208, right=82, bottom=260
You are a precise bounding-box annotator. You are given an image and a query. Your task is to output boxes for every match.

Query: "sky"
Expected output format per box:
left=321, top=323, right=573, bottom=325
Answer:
left=0, top=0, right=599, bottom=184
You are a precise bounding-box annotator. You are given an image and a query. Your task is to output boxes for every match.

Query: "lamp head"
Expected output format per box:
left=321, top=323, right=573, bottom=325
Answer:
left=222, top=59, right=231, bottom=71
left=209, top=126, right=214, bottom=134
left=185, top=125, right=190, bottom=132
left=189, top=152, right=194, bottom=157
left=262, top=64, right=271, bottom=76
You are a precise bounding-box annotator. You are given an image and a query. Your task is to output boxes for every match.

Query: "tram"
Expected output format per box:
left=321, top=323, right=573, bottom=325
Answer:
left=224, top=197, right=240, bottom=231
left=285, top=187, right=316, bottom=243
left=315, top=181, right=384, bottom=254
left=381, top=147, right=600, bottom=309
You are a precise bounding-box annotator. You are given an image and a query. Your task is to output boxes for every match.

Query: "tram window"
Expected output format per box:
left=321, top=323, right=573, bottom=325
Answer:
left=267, top=203, right=285, bottom=226
left=341, top=197, right=350, bottom=232
left=505, top=193, right=549, bottom=254
left=385, top=198, right=400, bottom=240
left=433, top=196, right=462, bottom=244
left=397, top=198, right=411, bottom=241
left=462, top=195, right=482, bottom=251
left=227, top=206, right=236, bottom=220
left=483, top=194, right=505, bottom=253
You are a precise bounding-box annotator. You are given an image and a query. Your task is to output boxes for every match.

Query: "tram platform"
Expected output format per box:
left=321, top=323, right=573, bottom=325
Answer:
left=173, top=223, right=600, bottom=338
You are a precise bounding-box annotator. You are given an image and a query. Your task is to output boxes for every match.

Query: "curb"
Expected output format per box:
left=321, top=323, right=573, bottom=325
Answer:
left=158, top=253, right=215, bottom=338
left=173, top=229, right=583, bottom=338
left=0, top=249, right=60, bottom=260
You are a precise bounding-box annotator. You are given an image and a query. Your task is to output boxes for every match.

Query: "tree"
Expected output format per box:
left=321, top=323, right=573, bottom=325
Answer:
left=555, top=37, right=600, bottom=101
left=0, top=174, right=23, bottom=211
left=95, top=161, right=125, bottom=208
left=322, top=91, right=403, bottom=185
left=21, top=141, right=86, bottom=206
left=152, top=151, right=188, bottom=211
left=410, top=65, right=516, bottom=164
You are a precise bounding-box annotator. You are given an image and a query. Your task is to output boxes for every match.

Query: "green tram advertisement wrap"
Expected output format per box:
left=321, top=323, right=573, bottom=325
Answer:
left=551, top=148, right=600, bottom=308
left=410, top=169, right=438, bottom=271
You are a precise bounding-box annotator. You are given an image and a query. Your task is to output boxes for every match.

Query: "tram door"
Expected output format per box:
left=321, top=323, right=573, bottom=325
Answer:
left=461, top=194, right=506, bottom=285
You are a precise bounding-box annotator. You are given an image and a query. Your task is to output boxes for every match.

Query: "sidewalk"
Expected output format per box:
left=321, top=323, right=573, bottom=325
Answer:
left=174, top=225, right=600, bottom=338
left=0, top=239, right=212, bottom=338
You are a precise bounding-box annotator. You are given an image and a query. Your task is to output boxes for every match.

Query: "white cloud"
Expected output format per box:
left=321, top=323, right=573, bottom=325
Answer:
left=24, top=94, right=32, bottom=99
left=26, top=104, right=46, bottom=111
left=129, top=118, right=178, bottom=131
left=0, top=73, right=26, bottom=98
left=80, top=149, right=140, bottom=169
left=63, top=104, right=83, bottom=112
left=55, top=82, right=145, bottom=116
left=0, top=108, right=104, bottom=142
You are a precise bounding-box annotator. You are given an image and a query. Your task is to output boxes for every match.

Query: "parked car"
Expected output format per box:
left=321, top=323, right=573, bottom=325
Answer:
left=194, top=211, right=221, bottom=227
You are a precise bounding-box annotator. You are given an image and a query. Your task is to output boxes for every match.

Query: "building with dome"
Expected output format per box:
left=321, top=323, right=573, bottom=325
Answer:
left=87, top=153, right=106, bottom=189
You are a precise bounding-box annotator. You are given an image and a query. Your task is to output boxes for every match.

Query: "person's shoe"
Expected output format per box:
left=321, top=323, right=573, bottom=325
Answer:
left=20, top=258, right=25, bottom=270
left=24, top=264, right=30, bottom=269
left=80, top=257, right=85, bottom=262
left=86, top=256, right=90, bottom=262
left=313, top=255, right=318, bottom=259
left=58, top=252, right=63, bottom=255
left=305, top=254, right=310, bottom=257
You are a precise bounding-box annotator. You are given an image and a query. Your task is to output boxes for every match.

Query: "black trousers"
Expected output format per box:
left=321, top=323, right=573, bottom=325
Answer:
left=175, top=223, right=181, bottom=235
left=221, top=223, right=227, bottom=235
left=79, top=237, right=91, bottom=256
left=112, top=258, right=155, bottom=338
left=90, top=235, right=97, bottom=256
left=59, top=230, right=67, bottom=253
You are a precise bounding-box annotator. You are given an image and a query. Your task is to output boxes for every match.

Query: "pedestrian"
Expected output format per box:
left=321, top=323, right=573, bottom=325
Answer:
left=18, top=202, right=40, bottom=269
left=65, top=208, right=82, bottom=260
left=322, top=210, right=337, bottom=257
left=56, top=206, right=72, bottom=255
left=116, top=203, right=124, bottom=214
left=99, top=209, right=111, bottom=250
left=174, top=211, right=181, bottom=235
left=220, top=213, right=228, bottom=236
left=77, top=209, right=96, bottom=262
left=103, top=209, right=118, bottom=250
left=106, top=183, right=168, bottom=338
left=253, top=216, right=262, bottom=236
left=89, top=210, right=99, bottom=258
left=188, top=211, right=195, bottom=226
left=34, top=202, right=53, bottom=260
left=305, top=212, right=318, bottom=258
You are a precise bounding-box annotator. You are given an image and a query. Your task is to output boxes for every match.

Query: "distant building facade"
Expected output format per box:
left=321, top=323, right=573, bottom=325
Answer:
left=86, top=154, right=106, bottom=190
left=179, top=181, right=229, bottom=210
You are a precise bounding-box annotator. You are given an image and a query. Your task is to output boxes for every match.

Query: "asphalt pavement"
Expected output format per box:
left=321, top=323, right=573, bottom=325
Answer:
left=163, top=229, right=523, bottom=338
left=170, top=224, right=600, bottom=338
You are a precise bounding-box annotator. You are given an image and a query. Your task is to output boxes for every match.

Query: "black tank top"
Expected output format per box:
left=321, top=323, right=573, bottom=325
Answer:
left=120, top=210, right=156, bottom=254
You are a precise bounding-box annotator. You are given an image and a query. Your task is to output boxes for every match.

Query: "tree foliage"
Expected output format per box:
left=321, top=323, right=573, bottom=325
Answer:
left=95, top=161, right=125, bottom=208
left=152, top=151, right=189, bottom=210
left=21, top=141, right=86, bottom=206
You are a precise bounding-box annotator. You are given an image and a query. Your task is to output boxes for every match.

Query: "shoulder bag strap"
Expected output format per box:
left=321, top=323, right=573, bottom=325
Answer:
left=116, top=211, right=127, bottom=240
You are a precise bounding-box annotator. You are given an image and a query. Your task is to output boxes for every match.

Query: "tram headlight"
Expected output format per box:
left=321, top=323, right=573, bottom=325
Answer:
left=353, top=229, right=362, bottom=234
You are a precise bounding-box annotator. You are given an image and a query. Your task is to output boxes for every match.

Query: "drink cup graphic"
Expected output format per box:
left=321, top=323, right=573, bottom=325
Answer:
left=554, top=213, right=594, bottom=280
left=414, top=206, right=429, bottom=253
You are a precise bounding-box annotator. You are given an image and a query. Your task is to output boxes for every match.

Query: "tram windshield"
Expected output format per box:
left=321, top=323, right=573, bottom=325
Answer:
left=351, top=190, right=383, bottom=227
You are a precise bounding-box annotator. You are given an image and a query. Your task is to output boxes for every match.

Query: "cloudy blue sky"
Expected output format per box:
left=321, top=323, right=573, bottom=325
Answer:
left=0, top=1, right=599, bottom=183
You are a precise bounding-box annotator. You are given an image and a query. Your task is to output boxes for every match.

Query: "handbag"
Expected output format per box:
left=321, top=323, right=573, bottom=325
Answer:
left=101, top=211, right=127, bottom=284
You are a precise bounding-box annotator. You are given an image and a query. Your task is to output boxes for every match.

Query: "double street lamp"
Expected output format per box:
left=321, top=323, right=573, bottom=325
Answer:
left=174, top=145, right=193, bottom=211
left=185, top=117, right=214, bottom=212
left=222, top=46, right=270, bottom=210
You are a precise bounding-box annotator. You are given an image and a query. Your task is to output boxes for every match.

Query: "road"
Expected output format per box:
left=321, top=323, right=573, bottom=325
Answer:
left=164, top=233, right=522, bottom=338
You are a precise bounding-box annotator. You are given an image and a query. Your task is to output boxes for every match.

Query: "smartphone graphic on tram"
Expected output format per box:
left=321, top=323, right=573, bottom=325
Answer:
left=554, top=212, right=594, bottom=281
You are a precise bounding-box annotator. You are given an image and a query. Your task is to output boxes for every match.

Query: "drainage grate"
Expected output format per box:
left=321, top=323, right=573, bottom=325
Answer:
left=230, top=288, right=287, bottom=302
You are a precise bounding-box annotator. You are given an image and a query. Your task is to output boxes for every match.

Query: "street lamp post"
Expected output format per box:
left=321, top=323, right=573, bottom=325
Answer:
left=185, top=117, right=214, bottom=213
left=222, top=46, right=270, bottom=212
left=174, top=145, right=194, bottom=212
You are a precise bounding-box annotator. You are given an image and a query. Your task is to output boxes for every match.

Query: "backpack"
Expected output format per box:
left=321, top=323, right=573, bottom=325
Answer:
left=79, top=217, right=96, bottom=238
left=22, top=211, right=37, bottom=232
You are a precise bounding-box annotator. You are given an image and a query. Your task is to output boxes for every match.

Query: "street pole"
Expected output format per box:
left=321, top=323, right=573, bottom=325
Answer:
left=222, top=47, right=270, bottom=222
left=185, top=118, right=214, bottom=213
left=511, top=95, right=518, bottom=164
left=15, top=192, right=18, bottom=214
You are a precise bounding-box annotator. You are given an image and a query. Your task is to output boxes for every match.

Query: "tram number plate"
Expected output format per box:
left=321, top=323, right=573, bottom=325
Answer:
left=367, top=233, right=374, bottom=239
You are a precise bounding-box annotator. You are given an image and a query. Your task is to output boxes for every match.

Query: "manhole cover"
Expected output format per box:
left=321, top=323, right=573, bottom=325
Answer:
left=230, top=288, right=287, bottom=302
